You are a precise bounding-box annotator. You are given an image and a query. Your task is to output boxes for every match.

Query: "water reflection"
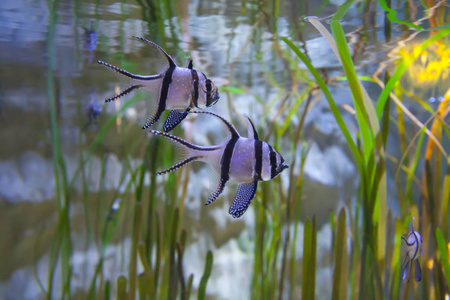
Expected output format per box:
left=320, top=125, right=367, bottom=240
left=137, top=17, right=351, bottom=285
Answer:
left=0, top=0, right=447, bottom=299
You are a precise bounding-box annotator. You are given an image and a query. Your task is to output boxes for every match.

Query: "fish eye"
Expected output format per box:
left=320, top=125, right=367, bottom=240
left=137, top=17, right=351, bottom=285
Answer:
left=203, top=79, right=219, bottom=106
left=202, top=79, right=215, bottom=94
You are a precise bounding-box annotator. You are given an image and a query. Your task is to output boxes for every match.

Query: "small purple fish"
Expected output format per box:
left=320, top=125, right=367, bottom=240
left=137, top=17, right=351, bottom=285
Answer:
left=401, top=228, right=423, bottom=282
left=83, top=101, right=101, bottom=132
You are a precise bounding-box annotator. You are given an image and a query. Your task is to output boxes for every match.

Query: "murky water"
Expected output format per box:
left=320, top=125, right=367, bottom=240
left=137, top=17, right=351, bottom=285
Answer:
left=1, top=0, right=448, bottom=299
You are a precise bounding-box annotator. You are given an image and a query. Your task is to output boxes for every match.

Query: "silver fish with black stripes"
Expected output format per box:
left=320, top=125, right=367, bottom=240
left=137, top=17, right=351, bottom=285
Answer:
left=401, top=228, right=423, bottom=282
left=98, top=37, right=220, bottom=132
left=149, top=111, right=289, bottom=218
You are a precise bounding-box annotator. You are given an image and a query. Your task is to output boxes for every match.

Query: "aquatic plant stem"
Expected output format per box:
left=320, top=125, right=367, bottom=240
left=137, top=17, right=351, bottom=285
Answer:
left=129, top=165, right=146, bottom=300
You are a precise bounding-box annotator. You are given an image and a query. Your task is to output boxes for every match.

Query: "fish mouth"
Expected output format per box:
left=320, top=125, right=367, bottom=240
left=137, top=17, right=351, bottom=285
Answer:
left=206, top=91, right=220, bottom=107
left=279, top=163, right=289, bottom=173
left=275, top=163, right=289, bottom=176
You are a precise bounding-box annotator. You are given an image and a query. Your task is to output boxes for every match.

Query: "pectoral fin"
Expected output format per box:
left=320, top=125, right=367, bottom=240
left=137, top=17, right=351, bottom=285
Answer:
left=402, top=259, right=410, bottom=281
left=163, top=109, right=189, bottom=132
left=414, top=260, right=422, bottom=282
left=229, top=182, right=257, bottom=218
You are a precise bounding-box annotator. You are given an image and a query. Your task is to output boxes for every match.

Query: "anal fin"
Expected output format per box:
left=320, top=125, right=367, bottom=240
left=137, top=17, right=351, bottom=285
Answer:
left=163, top=109, right=189, bottom=132
left=206, top=178, right=227, bottom=206
left=229, top=182, right=257, bottom=218
left=142, top=107, right=164, bottom=129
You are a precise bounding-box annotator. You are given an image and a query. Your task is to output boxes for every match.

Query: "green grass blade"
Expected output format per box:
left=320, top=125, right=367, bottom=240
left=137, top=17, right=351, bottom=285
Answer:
left=377, top=0, right=423, bottom=30
left=436, top=228, right=450, bottom=288
left=185, top=274, right=194, bottom=299
left=331, top=0, right=357, bottom=20
left=332, top=208, right=348, bottom=300
left=405, top=128, right=426, bottom=204
left=281, top=37, right=364, bottom=176
left=117, top=275, right=128, bottom=300
left=443, top=160, right=450, bottom=238
left=104, top=280, right=110, bottom=300
left=330, top=20, right=372, bottom=154
left=302, top=216, right=317, bottom=300
left=198, top=250, right=213, bottom=300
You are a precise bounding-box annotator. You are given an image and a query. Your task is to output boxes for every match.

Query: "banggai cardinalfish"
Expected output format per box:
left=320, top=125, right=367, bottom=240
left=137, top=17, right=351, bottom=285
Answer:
left=150, top=111, right=289, bottom=218
left=98, top=37, right=220, bottom=132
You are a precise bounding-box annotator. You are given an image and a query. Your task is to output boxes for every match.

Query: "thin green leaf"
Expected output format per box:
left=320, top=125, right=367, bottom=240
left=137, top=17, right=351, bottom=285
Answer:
left=332, top=208, right=348, bottom=300
left=281, top=37, right=364, bottom=177
left=406, top=128, right=426, bottom=203
left=302, top=217, right=317, bottom=300
left=378, top=0, right=423, bottom=30
left=332, top=0, right=357, bottom=21
left=198, top=251, right=213, bottom=300
left=220, top=86, right=246, bottom=94
left=436, top=228, right=450, bottom=288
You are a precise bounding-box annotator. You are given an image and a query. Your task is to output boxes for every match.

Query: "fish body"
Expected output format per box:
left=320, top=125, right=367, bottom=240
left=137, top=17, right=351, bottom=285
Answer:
left=150, top=111, right=288, bottom=218
left=98, top=37, right=219, bottom=132
left=401, top=230, right=423, bottom=282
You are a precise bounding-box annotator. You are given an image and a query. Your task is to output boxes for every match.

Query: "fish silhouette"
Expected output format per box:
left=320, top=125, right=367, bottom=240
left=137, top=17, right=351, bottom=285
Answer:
left=401, top=227, right=423, bottom=282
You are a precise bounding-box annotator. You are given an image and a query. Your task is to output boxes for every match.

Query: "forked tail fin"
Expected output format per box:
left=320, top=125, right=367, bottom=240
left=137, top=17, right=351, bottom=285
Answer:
left=97, top=60, right=162, bottom=103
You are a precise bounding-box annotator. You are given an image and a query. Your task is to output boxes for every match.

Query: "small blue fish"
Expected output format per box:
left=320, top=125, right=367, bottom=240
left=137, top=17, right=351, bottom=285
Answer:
left=83, top=101, right=101, bottom=132
left=401, top=228, right=423, bottom=282
left=83, top=20, right=97, bottom=63
left=150, top=111, right=288, bottom=218
left=98, top=37, right=220, bottom=132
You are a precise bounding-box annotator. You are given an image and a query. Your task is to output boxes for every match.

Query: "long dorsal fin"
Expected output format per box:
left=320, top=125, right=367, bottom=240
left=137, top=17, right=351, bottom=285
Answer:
left=243, top=114, right=259, bottom=140
left=98, top=60, right=162, bottom=81
left=187, top=59, right=193, bottom=69
left=188, top=111, right=240, bottom=139
left=133, top=36, right=177, bottom=68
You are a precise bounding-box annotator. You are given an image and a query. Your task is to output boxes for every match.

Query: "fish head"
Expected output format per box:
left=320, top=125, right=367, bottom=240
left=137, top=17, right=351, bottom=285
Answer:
left=273, top=151, right=289, bottom=178
left=261, top=143, right=289, bottom=180
left=198, top=76, right=220, bottom=107
left=412, top=231, right=423, bottom=257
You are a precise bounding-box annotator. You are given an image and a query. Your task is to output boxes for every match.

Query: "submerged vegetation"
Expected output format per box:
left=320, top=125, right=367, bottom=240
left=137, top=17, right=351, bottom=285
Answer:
left=8, top=0, right=449, bottom=299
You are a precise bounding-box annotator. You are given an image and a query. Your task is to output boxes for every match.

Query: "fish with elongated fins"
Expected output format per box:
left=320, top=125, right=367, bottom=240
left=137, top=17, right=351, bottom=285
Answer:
left=98, top=37, right=220, bottom=132
left=401, top=223, right=423, bottom=282
left=150, top=111, right=289, bottom=218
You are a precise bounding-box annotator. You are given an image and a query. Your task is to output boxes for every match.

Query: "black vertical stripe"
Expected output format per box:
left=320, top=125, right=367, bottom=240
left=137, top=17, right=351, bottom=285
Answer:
left=156, top=66, right=176, bottom=118
left=269, top=145, right=277, bottom=179
left=191, top=69, right=199, bottom=108
left=254, top=140, right=263, bottom=181
left=220, top=136, right=239, bottom=183
left=411, top=232, right=420, bottom=260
